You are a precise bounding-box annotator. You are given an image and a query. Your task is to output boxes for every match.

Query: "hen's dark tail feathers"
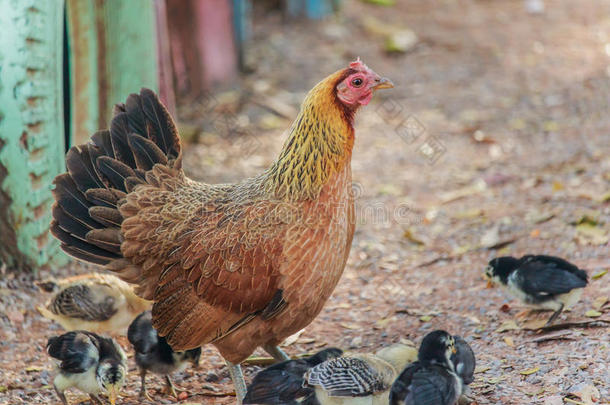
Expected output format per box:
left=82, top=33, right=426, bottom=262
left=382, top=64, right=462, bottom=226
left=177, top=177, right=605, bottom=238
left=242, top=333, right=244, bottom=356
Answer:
left=50, top=89, right=181, bottom=266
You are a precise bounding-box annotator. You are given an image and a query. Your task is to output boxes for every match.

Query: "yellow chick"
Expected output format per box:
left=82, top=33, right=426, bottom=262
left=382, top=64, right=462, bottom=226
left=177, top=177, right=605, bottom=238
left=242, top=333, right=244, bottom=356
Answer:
left=37, top=273, right=151, bottom=334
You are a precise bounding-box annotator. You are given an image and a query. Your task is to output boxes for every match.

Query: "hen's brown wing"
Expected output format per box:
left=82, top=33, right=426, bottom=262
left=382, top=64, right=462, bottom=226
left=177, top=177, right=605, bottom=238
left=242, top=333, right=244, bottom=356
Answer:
left=114, top=171, right=295, bottom=346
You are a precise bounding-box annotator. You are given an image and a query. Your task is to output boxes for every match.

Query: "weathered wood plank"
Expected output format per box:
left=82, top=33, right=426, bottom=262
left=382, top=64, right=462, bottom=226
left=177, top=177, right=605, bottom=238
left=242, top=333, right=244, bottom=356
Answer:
left=0, top=0, right=69, bottom=271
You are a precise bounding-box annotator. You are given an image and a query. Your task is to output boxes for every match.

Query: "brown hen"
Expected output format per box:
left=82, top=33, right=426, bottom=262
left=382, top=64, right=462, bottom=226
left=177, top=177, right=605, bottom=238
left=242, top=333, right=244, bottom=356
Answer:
left=50, top=59, right=393, bottom=401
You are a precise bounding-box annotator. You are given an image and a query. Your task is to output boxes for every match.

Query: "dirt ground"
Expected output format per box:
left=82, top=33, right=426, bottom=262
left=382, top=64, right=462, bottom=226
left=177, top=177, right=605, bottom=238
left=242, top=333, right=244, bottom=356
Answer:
left=1, top=0, right=609, bottom=404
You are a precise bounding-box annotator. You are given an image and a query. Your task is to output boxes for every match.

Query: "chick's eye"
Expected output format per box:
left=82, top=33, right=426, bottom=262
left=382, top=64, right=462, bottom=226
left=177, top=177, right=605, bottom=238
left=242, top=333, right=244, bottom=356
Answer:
left=351, top=78, right=363, bottom=87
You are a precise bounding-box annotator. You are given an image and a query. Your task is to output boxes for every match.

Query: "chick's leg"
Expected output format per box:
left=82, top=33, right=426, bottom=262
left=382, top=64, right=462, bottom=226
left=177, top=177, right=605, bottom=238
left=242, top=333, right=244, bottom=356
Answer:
left=53, top=385, right=68, bottom=405
left=138, top=369, right=153, bottom=402
left=226, top=360, right=247, bottom=404
left=546, top=303, right=564, bottom=326
left=89, top=394, right=103, bottom=405
left=263, top=344, right=291, bottom=362
left=163, top=375, right=179, bottom=398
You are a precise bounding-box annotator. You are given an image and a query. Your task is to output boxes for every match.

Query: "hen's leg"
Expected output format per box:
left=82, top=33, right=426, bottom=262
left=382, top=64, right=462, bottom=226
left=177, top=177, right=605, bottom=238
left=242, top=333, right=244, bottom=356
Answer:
left=546, top=303, right=564, bottom=326
left=226, top=360, right=247, bottom=404
left=263, top=344, right=290, bottom=362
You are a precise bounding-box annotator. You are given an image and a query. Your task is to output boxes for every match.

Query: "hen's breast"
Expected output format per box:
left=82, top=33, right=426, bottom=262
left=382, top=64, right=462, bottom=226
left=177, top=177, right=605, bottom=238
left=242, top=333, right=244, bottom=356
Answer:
left=270, top=163, right=355, bottom=335
left=214, top=164, right=355, bottom=360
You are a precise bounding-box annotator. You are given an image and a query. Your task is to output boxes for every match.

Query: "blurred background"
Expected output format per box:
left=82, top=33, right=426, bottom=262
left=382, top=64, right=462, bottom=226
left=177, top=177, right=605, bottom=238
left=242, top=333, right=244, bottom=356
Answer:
left=0, top=0, right=608, bottom=273
left=0, top=0, right=609, bottom=403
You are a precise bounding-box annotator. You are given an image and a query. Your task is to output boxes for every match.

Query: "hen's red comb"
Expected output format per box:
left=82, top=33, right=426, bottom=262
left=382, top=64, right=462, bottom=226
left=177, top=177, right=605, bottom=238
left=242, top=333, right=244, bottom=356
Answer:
left=349, top=57, right=370, bottom=72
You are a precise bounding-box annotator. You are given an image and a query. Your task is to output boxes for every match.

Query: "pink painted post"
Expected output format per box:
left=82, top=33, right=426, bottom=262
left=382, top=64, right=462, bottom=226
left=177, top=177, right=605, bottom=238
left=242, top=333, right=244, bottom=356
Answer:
left=190, top=0, right=238, bottom=88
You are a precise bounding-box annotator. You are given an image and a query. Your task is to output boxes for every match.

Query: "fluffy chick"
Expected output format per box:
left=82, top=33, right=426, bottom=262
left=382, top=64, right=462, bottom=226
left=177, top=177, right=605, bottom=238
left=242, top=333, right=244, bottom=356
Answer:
left=451, top=336, right=476, bottom=404
left=37, top=273, right=151, bottom=334
left=486, top=255, right=588, bottom=325
left=244, top=348, right=343, bottom=404
left=47, top=331, right=127, bottom=405
left=244, top=344, right=418, bottom=405
left=389, top=330, right=462, bottom=405
left=127, top=311, right=201, bottom=400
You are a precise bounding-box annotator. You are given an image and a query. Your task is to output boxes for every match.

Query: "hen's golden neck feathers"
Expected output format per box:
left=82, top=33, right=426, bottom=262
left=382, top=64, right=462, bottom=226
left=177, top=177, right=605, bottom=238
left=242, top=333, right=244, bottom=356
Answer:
left=265, top=69, right=355, bottom=201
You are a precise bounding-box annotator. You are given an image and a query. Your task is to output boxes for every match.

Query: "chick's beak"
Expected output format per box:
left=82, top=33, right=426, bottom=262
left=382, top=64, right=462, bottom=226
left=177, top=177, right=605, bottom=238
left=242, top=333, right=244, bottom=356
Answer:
left=107, top=385, right=117, bottom=405
left=486, top=279, right=494, bottom=289
left=372, top=77, right=394, bottom=90
left=451, top=346, right=457, bottom=354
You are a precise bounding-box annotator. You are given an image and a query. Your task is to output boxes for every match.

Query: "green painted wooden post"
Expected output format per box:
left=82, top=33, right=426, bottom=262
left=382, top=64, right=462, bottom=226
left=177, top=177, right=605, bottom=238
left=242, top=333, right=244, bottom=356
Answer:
left=103, top=0, right=159, bottom=112
left=0, top=0, right=69, bottom=270
left=0, top=0, right=160, bottom=270
left=65, top=0, right=101, bottom=146
left=66, top=0, right=159, bottom=145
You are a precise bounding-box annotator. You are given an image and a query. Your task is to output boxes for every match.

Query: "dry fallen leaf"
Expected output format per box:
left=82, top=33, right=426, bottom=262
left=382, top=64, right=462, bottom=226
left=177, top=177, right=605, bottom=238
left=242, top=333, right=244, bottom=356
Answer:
left=525, top=330, right=575, bottom=343
left=403, top=228, right=425, bottom=245
left=376, top=317, right=393, bottom=328
left=282, top=329, right=305, bottom=346
left=592, top=296, right=608, bottom=311
left=544, top=395, right=565, bottom=405
left=575, top=224, right=609, bottom=245
left=520, top=367, right=539, bottom=375
left=521, top=318, right=549, bottom=330
left=480, top=225, right=501, bottom=248
left=496, top=320, right=520, bottom=332
left=584, top=310, right=602, bottom=318
left=453, top=208, right=484, bottom=219
left=361, top=0, right=396, bottom=6
left=567, top=382, right=600, bottom=404
left=552, top=181, right=564, bottom=191
left=597, top=191, right=610, bottom=203
left=475, top=366, right=491, bottom=373
left=592, top=269, right=607, bottom=280
left=503, top=336, right=515, bottom=347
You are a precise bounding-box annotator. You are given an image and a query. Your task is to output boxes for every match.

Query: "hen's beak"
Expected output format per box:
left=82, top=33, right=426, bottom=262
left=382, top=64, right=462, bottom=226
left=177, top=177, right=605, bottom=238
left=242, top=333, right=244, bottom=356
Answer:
left=451, top=346, right=457, bottom=354
left=486, top=280, right=494, bottom=289
left=373, top=77, right=394, bottom=90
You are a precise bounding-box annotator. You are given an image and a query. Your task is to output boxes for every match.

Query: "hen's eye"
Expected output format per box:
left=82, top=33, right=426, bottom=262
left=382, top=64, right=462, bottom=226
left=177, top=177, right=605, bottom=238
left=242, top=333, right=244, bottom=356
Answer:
left=351, top=78, right=363, bottom=87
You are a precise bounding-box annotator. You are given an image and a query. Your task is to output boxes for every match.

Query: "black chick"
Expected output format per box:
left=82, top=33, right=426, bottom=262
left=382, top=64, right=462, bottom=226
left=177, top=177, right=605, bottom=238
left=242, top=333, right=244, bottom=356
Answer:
left=127, top=311, right=201, bottom=400
left=389, top=330, right=462, bottom=405
left=47, top=331, right=127, bottom=405
left=486, top=255, right=588, bottom=325
left=243, top=347, right=343, bottom=404
left=451, top=336, right=476, bottom=403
